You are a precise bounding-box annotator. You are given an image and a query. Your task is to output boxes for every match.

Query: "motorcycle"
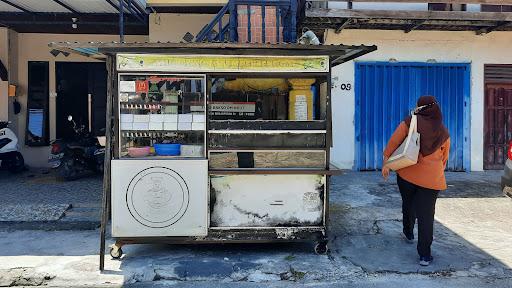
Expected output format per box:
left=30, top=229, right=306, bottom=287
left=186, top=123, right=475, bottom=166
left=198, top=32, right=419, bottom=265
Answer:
left=0, top=121, right=25, bottom=173
left=48, top=115, right=105, bottom=181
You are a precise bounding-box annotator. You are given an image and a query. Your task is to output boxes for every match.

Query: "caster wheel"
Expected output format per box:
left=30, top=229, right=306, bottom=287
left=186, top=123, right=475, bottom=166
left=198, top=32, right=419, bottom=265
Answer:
left=109, top=246, right=123, bottom=259
left=314, top=242, right=328, bottom=255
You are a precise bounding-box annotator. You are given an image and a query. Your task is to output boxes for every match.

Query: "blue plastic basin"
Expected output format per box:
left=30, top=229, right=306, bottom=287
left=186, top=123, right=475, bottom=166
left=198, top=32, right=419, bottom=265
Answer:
left=153, top=144, right=181, bottom=156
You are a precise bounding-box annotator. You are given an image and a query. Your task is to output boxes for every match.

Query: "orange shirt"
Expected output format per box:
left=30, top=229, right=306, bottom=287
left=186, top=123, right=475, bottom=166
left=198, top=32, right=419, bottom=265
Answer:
left=383, top=121, right=450, bottom=191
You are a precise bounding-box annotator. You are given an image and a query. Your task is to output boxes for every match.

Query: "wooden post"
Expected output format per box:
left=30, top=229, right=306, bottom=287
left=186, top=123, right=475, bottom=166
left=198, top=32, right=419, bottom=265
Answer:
left=99, top=55, right=114, bottom=271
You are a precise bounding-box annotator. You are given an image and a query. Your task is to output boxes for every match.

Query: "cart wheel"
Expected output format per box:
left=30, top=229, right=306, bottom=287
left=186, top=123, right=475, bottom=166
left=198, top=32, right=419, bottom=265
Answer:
left=109, top=246, right=123, bottom=259
left=314, top=242, right=328, bottom=255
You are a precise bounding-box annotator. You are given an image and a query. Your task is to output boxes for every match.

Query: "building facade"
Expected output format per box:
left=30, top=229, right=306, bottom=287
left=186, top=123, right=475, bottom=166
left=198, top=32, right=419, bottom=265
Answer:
left=304, top=1, right=512, bottom=171
left=1, top=0, right=512, bottom=172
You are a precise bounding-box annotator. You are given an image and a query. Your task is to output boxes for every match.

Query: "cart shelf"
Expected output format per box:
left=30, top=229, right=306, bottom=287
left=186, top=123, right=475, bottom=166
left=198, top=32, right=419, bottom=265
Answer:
left=208, top=120, right=327, bottom=130
left=208, top=167, right=342, bottom=175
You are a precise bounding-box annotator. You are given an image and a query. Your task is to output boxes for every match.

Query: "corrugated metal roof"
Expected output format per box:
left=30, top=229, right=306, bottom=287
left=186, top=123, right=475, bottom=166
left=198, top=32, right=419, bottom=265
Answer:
left=0, top=2, right=22, bottom=12
left=59, top=0, right=118, bottom=13
left=48, top=41, right=378, bottom=65
left=10, top=0, right=70, bottom=13
left=0, top=0, right=147, bottom=13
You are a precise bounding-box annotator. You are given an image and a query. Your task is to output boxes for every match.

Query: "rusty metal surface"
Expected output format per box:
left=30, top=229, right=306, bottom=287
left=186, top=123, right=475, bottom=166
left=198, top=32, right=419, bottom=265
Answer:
left=210, top=175, right=325, bottom=227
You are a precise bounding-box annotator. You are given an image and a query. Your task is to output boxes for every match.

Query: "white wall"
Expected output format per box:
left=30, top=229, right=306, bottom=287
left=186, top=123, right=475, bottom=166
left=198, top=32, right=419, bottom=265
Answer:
left=14, top=33, right=148, bottom=167
left=0, top=28, right=9, bottom=122
left=326, top=29, right=512, bottom=171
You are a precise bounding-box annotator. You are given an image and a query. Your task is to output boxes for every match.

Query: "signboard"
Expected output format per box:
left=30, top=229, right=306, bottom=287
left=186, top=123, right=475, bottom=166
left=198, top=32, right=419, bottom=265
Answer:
left=135, top=80, right=148, bottom=94
left=209, top=102, right=260, bottom=120
left=117, top=54, right=329, bottom=73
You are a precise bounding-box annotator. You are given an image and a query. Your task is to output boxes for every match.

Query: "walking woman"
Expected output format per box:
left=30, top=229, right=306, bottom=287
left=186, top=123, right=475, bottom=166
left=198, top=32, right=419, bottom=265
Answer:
left=382, top=95, right=450, bottom=266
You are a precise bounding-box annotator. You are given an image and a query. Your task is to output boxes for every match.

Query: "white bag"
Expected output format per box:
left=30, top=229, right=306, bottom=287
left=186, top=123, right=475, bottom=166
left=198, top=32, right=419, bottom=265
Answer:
left=385, top=114, right=420, bottom=171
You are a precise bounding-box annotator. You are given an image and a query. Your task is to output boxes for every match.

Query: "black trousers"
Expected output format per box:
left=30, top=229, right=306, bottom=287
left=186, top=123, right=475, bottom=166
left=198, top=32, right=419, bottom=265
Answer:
left=397, top=175, right=439, bottom=258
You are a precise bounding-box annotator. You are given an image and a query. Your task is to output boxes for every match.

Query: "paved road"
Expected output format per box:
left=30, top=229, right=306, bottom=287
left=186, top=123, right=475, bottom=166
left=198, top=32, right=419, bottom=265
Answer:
left=0, top=171, right=510, bottom=287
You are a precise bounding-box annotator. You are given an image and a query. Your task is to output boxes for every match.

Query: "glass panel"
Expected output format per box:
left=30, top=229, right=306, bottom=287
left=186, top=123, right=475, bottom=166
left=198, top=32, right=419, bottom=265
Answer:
left=26, top=61, right=49, bottom=146
left=209, top=76, right=327, bottom=121
left=119, top=75, right=206, bottom=159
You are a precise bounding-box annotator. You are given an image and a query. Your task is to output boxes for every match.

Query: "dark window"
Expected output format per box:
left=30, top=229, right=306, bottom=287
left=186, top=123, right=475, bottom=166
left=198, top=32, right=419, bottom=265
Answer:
left=26, top=61, right=49, bottom=146
left=428, top=3, right=466, bottom=11
left=481, top=5, right=512, bottom=12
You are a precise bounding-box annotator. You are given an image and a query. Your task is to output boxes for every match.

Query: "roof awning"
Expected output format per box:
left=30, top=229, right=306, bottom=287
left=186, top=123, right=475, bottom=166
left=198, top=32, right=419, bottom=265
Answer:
left=48, top=41, right=377, bottom=67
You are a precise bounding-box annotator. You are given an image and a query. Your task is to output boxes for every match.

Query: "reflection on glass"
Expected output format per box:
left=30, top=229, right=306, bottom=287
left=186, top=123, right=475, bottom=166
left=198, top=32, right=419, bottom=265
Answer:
left=119, top=75, right=206, bottom=159
left=27, top=109, right=44, bottom=142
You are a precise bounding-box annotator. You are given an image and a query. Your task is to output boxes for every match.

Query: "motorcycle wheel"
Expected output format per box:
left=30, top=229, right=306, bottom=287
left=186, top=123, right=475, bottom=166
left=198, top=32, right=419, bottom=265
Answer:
left=7, top=152, right=25, bottom=173
left=57, top=156, right=82, bottom=181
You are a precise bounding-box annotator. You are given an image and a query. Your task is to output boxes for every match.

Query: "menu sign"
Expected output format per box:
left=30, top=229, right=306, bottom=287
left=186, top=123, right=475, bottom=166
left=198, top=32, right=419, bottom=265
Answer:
left=209, top=102, right=260, bottom=120
left=117, top=54, right=329, bottom=73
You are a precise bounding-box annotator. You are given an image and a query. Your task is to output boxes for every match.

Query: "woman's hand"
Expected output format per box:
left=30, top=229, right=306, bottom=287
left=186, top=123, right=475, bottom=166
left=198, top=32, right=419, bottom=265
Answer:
left=382, top=156, right=390, bottom=181
left=382, top=166, right=390, bottom=181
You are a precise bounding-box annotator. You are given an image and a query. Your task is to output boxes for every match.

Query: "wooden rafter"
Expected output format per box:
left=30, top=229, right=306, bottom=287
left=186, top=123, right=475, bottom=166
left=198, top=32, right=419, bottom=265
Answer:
left=335, top=18, right=352, bottom=33
left=51, top=0, right=80, bottom=14
left=0, top=0, right=32, bottom=13
left=476, top=21, right=512, bottom=34
left=307, top=8, right=512, bottom=22
left=404, top=19, right=426, bottom=33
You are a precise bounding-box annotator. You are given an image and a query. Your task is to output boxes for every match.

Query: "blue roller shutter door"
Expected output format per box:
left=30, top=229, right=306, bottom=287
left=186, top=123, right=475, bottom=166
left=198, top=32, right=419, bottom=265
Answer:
left=355, top=62, right=470, bottom=171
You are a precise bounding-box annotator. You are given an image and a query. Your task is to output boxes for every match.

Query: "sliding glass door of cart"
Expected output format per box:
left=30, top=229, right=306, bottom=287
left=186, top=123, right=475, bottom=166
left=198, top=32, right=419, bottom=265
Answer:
left=118, top=74, right=207, bottom=160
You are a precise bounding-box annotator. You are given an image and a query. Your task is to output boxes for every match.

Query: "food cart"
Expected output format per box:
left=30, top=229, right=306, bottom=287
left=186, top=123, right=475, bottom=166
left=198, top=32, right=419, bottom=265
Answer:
left=50, top=42, right=376, bottom=270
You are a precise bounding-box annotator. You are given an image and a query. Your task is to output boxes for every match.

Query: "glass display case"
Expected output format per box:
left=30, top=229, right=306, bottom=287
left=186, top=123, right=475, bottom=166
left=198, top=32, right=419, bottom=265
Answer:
left=118, top=74, right=206, bottom=159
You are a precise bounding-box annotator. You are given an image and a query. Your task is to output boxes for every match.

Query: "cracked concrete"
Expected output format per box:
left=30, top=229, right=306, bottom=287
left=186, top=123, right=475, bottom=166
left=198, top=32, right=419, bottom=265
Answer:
left=0, top=171, right=511, bottom=287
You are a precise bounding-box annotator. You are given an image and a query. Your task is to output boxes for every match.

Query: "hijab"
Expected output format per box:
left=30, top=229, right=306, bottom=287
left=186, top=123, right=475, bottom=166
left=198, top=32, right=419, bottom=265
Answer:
left=404, top=96, right=450, bottom=156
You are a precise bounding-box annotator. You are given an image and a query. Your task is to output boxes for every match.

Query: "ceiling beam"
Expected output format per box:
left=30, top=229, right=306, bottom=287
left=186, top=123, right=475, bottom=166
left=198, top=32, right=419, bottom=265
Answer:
left=335, top=18, right=352, bottom=33
left=307, top=8, right=512, bottom=22
left=476, top=20, right=512, bottom=34
left=0, top=0, right=32, bottom=13
left=51, top=0, right=80, bottom=14
left=106, top=0, right=121, bottom=12
left=121, top=0, right=143, bottom=22
left=404, top=19, right=426, bottom=33
left=129, top=0, right=148, bottom=16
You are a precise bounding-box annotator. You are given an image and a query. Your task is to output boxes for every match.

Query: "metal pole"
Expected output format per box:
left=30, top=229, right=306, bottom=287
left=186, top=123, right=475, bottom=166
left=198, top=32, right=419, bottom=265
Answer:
left=119, top=0, right=125, bottom=42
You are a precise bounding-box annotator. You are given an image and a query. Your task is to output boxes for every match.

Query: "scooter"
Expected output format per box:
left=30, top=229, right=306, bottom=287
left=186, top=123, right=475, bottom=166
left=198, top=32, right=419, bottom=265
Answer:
left=48, top=116, right=105, bottom=181
left=0, top=121, right=25, bottom=173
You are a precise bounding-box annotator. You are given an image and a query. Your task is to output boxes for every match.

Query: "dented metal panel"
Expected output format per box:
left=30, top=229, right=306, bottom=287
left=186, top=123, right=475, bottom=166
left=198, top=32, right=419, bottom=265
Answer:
left=210, top=175, right=324, bottom=227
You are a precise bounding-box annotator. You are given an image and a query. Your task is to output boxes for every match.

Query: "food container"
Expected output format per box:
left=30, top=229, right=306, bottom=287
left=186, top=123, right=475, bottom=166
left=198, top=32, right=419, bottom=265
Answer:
left=192, top=114, right=206, bottom=123
left=191, top=122, right=205, bottom=130
left=120, top=114, right=134, bottom=123
left=163, top=122, right=178, bottom=130
left=120, top=122, right=133, bottom=130
left=154, top=144, right=181, bottom=156
left=149, top=122, right=163, bottom=130
left=178, top=114, right=193, bottom=123
left=119, top=93, right=129, bottom=102
left=149, top=114, right=165, bottom=123
left=180, top=145, right=203, bottom=157
left=132, top=122, right=149, bottom=130
left=128, top=146, right=150, bottom=158
left=178, top=122, right=192, bottom=130
left=163, top=114, right=178, bottom=122
left=164, top=106, right=178, bottom=114
left=133, top=114, right=150, bottom=123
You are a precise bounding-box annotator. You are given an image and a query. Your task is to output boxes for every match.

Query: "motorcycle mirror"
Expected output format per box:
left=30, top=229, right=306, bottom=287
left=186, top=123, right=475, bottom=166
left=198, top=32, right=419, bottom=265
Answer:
left=67, top=115, right=73, bottom=121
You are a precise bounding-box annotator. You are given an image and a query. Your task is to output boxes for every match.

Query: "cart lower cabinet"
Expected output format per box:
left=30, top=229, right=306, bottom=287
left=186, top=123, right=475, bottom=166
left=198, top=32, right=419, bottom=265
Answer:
left=111, top=159, right=208, bottom=237
left=210, top=175, right=324, bottom=227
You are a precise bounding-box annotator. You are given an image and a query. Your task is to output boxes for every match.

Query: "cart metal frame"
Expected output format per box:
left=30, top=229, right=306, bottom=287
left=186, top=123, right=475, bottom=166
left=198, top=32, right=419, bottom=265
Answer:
left=48, top=42, right=377, bottom=271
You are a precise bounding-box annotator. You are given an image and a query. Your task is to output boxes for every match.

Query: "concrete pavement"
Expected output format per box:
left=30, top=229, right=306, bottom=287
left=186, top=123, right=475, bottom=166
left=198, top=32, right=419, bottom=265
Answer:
left=0, top=171, right=510, bottom=287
